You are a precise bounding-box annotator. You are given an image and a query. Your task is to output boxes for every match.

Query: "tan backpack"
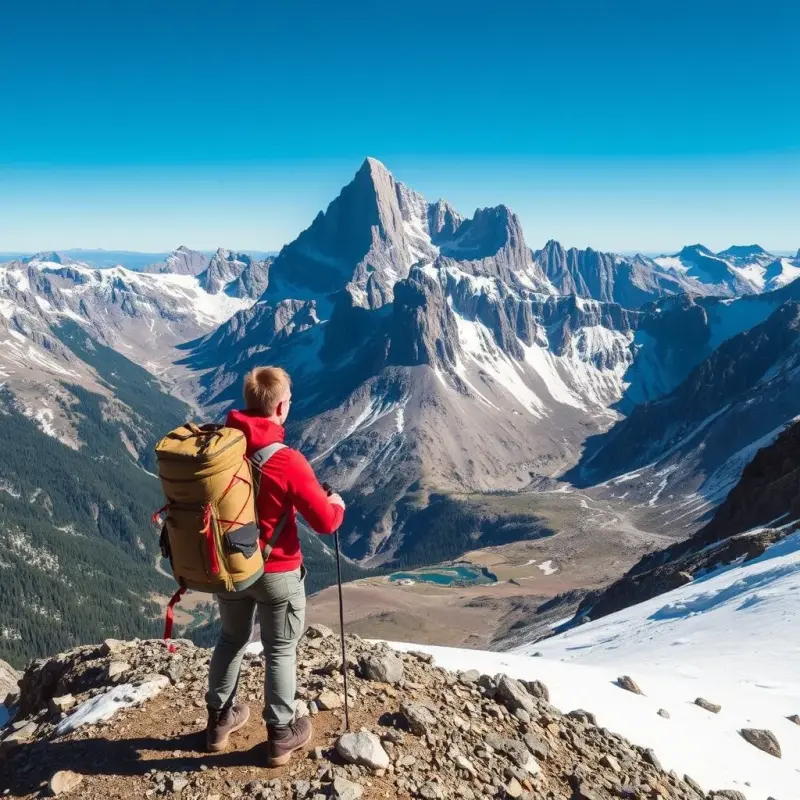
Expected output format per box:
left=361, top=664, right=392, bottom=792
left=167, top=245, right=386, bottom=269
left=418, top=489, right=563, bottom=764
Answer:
left=153, top=422, right=287, bottom=639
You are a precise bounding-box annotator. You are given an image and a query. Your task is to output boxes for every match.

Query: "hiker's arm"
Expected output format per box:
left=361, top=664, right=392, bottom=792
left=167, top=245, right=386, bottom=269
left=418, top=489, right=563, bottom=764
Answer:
left=287, top=451, right=344, bottom=534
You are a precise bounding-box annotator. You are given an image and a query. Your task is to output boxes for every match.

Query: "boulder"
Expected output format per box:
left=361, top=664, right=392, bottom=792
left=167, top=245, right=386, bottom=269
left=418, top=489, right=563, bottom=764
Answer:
left=657, top=708, right=671, bottom=719
left=521, top=679, right=550, bottom=702
left=359, top=653, right=404, bottom=684
left=600, top=754, right=621, bottom=772
left=316, top=690, right=343, bottom=711
left=711, top=792, right=748, bottom=800
left=331, top=777, right=363, bottom=800
left=494, top=675, right=537, bottom=715
left=0, top=719, right=37, bottom=753
left=740, top=728, right=781, bottom=758
left=48, top=770, right=83, bottom=796
left=305, top=624, right=334, bottom=639
left=400, top=699, right=437, bottom=735
left=106, top=661, right=130, bottom=681
left=787, top=714, right=800, bottom=726
left=694, top=697, right=721, bottom=713
left=616, top=675, right=643, bottom=695
left=336, top=728, right=390, bottom=770
left=49, top=694, right=77, bottom=714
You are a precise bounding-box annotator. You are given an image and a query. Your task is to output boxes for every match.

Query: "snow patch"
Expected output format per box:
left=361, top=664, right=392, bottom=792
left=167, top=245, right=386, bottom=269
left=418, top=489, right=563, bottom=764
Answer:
left=54, top=677, right=170, bottom=737
left=537, top=559, right=558, bottom=575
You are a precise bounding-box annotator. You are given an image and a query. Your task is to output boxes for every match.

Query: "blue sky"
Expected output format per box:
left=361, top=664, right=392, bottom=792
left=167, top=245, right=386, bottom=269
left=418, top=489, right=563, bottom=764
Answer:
left=1, top=0, right=798, bottom=253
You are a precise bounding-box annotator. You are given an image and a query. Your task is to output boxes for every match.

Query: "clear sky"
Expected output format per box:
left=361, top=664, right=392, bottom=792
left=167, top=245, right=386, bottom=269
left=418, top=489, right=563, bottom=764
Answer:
left=2, top=0, right=798, bottom=254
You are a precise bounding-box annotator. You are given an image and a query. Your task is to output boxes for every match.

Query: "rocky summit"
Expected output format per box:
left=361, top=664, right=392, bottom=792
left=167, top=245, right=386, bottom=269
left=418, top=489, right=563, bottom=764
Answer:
left=1, top=631, right=710, bottom=800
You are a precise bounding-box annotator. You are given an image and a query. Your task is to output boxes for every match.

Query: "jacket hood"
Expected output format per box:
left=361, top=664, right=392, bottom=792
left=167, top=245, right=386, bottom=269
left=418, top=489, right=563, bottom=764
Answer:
left=225, top=409, right=285, bottom=455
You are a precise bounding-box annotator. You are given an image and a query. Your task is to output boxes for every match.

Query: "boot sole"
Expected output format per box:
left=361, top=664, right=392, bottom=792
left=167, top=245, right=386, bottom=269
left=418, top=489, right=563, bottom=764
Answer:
left=267, top=726, right=313, bottom=767
left=206, top=706, right=251, bottom=753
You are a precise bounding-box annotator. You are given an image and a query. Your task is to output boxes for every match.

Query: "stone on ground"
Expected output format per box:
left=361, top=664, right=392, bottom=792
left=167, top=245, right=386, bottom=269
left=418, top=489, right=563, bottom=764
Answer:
left=616, top=675, right=644, bottom=695
left=359, top=652, right=404, bottom=684
left=305, top=623, right=334, bottom=639
left=316, top=690, right=343, bottom=711
left=48, top=694, right=76, bottom=714
left=331, top=776, right=363, bottom=800
left=740, top=728, right=781, bottom=758
left=494, top=675, right=537, bottom=714
left=694, top=697, right=722, bottom=713
left=400, top=699, right=437, bottom=735
left=48, top=770, right=83, bottom=796
left=336, top=728, right=390, bottom=770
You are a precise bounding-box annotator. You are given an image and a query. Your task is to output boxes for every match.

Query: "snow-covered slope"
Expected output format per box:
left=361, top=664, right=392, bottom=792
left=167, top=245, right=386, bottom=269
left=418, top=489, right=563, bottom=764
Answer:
left=389, top=531, right=800, bottom=798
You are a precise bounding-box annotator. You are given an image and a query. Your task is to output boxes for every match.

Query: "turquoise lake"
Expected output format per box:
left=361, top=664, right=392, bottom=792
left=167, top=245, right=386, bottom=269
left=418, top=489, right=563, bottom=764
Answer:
left=389, top=564, right=496, bottom=586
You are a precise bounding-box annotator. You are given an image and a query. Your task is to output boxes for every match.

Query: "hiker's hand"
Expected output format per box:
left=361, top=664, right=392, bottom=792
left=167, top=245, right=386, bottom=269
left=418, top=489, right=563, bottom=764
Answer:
left=328, top=493, right=346, bottom=509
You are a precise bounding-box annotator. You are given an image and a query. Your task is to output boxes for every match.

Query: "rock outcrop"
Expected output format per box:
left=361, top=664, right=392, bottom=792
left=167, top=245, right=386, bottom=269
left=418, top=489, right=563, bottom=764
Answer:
left=0, top=659, right=21, bottom=706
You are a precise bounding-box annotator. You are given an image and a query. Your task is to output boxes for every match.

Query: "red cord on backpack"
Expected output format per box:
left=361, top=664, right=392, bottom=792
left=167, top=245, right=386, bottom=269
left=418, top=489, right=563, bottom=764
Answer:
left=163, top=585, right=186, bottom=651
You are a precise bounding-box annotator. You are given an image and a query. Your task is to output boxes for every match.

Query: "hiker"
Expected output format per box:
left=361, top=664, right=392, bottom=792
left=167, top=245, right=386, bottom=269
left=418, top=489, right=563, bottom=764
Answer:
left=204, top=366, right=346, bottom=766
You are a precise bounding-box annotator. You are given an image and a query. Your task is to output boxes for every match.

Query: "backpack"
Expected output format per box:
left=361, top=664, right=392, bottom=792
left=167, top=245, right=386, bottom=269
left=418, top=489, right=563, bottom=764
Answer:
left=153, top=422, right=287, bottom=639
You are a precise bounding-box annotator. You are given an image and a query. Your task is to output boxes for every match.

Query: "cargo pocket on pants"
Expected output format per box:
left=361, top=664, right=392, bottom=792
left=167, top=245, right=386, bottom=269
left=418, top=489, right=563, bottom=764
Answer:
left=284, top=575, right=306, bottom=641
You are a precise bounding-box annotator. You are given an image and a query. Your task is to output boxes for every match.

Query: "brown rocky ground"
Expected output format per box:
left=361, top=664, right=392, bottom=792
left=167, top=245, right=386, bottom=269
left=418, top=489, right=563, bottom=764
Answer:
left=2, top=633, right=713, bottom=800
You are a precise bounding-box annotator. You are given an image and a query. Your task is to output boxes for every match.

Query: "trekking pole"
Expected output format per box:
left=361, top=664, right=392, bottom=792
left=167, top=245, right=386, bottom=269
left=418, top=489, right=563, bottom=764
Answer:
left=323, top=482, right=350, bottom=732
left=333, top=528, right=351, bottom=732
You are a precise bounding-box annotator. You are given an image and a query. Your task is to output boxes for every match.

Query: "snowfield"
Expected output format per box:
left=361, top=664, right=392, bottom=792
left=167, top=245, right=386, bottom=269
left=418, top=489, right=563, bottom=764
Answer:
left=388, top=530, right=800, bottom=799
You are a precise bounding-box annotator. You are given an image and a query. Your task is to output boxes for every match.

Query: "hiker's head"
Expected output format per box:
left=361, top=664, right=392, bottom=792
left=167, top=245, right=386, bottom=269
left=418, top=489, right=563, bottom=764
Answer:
left=243, top=366, right=292, bottom=424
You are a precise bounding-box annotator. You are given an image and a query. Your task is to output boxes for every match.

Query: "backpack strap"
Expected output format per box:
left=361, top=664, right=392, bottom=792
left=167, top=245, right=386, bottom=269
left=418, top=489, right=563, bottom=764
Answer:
left=249, top=443, right=289, bottom=561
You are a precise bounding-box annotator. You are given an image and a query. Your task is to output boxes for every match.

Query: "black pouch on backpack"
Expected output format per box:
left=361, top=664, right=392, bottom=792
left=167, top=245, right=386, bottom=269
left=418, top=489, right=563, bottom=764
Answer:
left=225, top=522, right=260, bottom=559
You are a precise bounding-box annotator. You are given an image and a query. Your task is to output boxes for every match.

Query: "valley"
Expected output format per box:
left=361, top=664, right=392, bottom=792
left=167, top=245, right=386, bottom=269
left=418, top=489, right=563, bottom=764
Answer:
left=307, top=487, right=679, bottom=650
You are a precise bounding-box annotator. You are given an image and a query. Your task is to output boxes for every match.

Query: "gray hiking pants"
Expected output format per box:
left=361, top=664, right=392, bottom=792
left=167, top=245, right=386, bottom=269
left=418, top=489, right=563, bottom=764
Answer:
left=206, top=566, right=306, bottom=728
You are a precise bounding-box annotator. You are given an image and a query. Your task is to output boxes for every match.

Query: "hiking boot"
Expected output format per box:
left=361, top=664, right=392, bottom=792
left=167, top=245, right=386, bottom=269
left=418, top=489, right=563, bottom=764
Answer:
left=206, top=702, right=250, bottom=752
left=267, top=716, right=313, bottom=766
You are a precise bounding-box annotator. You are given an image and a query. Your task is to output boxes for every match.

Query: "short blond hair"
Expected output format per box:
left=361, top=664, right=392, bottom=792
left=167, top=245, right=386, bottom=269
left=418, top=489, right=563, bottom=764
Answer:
left=243, top=367, right=291, bottom=415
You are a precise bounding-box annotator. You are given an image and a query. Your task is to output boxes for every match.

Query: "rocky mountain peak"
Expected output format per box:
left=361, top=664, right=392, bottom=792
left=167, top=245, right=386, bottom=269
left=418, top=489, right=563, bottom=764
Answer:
left=23, top=251, right=66, bottom=265
left=718, top=244, right=769, bottom=259
left=428, top=198, right=464, bottom=242
left=677, top=244, right=715, bottom=260
left=146, top=246, right=209, bottom=276
left=439, top=205, right=525, bottom=262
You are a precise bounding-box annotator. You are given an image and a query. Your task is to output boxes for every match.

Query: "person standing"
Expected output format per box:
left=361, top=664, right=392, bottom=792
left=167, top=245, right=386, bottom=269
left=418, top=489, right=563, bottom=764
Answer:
left=205, top=366, right=346, bottom=766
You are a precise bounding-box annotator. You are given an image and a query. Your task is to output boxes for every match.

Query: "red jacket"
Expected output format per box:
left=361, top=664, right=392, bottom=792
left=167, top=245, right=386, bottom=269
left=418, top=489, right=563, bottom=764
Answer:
left=226, top=409, right=344, bottom=573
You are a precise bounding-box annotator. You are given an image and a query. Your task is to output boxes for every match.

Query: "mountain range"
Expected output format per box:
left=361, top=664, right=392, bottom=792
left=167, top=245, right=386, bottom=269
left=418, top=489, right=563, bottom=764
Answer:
left=1, top=156, right=800, bottom=662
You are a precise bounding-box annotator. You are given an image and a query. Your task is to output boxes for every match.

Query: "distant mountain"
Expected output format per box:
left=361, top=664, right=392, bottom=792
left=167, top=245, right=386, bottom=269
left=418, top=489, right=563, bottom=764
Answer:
left=716, top=243, right=774, bottom=265
left=144, top=245, right=209, bottom=276
left=534, top=241, right=704, bottom=308
left=652, top=243, right=800, bottom=297
left=0, top=249, right=278, bottom=271
left=197, top=248, right=272, bottom=298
